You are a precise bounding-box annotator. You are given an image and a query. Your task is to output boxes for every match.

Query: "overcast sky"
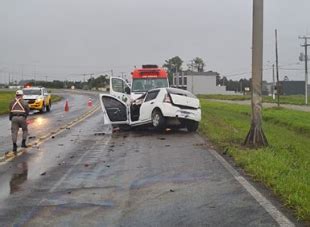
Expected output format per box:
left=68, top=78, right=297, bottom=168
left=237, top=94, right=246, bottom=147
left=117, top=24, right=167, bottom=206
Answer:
left=0, top=0, right=310, bottom=83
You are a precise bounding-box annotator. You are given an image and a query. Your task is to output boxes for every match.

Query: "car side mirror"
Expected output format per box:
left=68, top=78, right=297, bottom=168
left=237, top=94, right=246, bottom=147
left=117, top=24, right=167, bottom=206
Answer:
left=125, top=87, right=131, bottom=94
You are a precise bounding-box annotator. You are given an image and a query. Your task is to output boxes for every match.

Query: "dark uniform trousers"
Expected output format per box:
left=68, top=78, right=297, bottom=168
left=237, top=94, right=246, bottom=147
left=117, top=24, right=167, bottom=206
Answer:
left=11, top=116, right=28, bottom=144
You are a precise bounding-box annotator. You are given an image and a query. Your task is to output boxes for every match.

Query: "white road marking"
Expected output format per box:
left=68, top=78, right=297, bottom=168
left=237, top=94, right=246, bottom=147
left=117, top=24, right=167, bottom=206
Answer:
left=206, top=146, right=295, bottom=227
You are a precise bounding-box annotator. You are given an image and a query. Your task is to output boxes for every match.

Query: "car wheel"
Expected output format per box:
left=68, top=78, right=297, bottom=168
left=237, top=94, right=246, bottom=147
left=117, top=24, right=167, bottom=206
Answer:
left=186, top=120, right=199, bottom=132
left=46, top=101, right=51, bottom=112
left=40, top=103, right=46, bottom=113
left=118, top=124, right=131, bottom=131
left=152, top=109, right=165, bottom=130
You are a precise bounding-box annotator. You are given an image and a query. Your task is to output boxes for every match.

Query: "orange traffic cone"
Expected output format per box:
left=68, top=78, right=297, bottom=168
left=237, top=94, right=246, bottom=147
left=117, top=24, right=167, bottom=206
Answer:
left=64, top=99, right=69, bottom=112
left=87, top=98, right=93, bottom=107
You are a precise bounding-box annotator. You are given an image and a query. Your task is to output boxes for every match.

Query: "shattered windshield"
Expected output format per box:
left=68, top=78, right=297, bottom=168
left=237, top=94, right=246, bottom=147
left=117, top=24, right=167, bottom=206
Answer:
left=132, top=78, right=168, bottom=92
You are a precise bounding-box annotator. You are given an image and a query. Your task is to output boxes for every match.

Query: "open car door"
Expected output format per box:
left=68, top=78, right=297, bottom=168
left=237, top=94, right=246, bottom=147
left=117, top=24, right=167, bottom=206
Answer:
left=99, top=94, right=129, bottom=125
left=110, top=77, right=131, bottom=104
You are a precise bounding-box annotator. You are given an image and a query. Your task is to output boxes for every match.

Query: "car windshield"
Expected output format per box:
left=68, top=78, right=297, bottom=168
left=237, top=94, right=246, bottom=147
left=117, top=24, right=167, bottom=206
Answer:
left=132, top=78, right=168, bottom=92
left=23, top=89, right=41, bottom=95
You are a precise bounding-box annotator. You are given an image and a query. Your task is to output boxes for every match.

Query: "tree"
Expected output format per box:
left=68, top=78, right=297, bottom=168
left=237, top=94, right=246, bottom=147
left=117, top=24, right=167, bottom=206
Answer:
left=189, top=57, right=205, bottom=72
left=216, top=75, right=221, bottom=86
left=87, top=75, right=109, bottom=90
left=221, top=76, right=228, bottom=86
left=163, top=56, right=183, bottom=84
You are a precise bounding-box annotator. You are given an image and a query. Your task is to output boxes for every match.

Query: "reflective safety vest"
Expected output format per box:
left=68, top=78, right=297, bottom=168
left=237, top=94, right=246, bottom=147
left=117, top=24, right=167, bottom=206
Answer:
left=11, top=98, right=26, bottom=113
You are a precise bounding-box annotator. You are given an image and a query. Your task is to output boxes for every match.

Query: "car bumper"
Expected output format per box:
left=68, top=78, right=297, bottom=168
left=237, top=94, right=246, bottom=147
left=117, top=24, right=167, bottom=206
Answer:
left=27, top=101, right=44, bottom=110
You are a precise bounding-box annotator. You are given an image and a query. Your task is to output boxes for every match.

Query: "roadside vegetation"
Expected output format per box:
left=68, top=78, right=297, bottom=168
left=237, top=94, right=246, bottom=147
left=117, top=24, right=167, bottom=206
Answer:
left=0, top=90, right=15, bottom=115
left=199, top=99, right=310, bottom=221
left=199, top=94, right=310, bottom=105
left=199, top=94, right=251, bottom=101
left=0, top=90, right=62, bottom=115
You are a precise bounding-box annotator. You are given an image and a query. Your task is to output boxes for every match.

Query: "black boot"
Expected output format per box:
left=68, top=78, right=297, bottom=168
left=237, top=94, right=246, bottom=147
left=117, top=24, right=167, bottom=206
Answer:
left=21, top=139, right=27, bottom=148
left=13, top=143, right=17, bottom=155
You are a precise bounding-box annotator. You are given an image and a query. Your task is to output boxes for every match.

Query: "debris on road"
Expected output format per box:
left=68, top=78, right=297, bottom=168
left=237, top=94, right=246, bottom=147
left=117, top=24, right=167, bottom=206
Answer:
left=112, top=127, right=120, bottom=133
left=40, top=172, right=46, bottom=176
left=94, top=132, right=105, bottom=136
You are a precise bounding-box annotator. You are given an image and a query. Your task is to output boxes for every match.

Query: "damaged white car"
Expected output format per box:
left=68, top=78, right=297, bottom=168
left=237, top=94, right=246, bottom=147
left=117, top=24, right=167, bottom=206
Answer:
left=100, top=77, right=201, bottom=132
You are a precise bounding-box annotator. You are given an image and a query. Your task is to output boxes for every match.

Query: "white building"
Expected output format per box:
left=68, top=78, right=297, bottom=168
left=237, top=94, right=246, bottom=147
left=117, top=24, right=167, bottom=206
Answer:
left=172, top=71, right=232, bottom=95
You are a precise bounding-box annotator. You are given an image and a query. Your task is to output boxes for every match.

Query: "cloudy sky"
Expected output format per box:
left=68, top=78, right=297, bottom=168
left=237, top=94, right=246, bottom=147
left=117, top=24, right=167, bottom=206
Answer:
left=0, top=0, right=309, bottom=83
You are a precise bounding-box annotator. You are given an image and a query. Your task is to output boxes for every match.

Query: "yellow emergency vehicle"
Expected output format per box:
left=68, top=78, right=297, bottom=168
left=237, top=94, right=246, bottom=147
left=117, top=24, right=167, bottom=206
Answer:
left=22, top=87, right=52, bottom=112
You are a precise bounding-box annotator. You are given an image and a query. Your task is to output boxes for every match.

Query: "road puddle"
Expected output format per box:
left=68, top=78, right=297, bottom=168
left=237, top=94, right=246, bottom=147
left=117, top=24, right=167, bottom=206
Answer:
left=10, top=162, right=28, bottom=194
left=0, top=161, right=29, bottom=207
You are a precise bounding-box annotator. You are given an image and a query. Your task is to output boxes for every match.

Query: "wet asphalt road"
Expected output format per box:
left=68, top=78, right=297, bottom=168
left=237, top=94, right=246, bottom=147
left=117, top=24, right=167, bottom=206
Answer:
left=0, top=107, right=297, bottom=226
left=0, top=90, right=99, bottom=156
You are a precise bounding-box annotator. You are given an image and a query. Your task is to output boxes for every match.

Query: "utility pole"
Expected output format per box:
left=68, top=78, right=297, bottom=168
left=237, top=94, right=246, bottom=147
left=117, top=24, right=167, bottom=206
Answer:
left=275, top=29, right=280, bottom=107
left=176, top=65, right=179, bottom=87
left=20, top=64, right=24, bottom=82
left=244, top=0, right=268, bottom=147
left=299, top=36, right=310, bottom=105
left=272, top=64, right=275, bottom=100
left=120, top=72, right=126, bottom=79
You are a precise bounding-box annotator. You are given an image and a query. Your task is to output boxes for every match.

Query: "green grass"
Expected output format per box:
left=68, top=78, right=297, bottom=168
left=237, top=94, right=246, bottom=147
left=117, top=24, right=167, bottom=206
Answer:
left=0, top=91, right=16, bottom=115
left=198, top=94, right=251, bottom=101
left=263, top=95, right=308, bottom=105
left=0, top=91, right=62, bottom=115
left=199, top=99, right=310, bottom=221
left=51, top=95, right=62, bottom=103
left=200, top=94, right=310, bottom=105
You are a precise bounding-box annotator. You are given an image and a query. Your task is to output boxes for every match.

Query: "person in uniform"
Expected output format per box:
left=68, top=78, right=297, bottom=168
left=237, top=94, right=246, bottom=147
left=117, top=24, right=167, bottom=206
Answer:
left=9, top=90, right=30, bottom=155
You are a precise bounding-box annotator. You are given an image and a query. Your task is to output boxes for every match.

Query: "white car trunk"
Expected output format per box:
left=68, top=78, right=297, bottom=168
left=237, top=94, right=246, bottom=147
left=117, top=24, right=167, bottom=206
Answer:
left=170, top=94, right=200, bottom=109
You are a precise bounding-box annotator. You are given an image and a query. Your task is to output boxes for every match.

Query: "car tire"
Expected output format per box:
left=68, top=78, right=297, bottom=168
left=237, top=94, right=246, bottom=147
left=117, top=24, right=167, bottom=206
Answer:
left=40, top=103, right=46, bottom=113
left=118, top=124, right=131, bottom=131
left=46, top=101, right=51, bottom=112
left=186, top=120, right=199, bottom=132
left=152, top=109, right=166, bottom=130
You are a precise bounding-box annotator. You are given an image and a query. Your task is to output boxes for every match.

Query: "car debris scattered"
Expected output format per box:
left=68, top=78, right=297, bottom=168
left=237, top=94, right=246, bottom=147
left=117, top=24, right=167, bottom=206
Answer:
left=94, top=132, right=105, bottom=136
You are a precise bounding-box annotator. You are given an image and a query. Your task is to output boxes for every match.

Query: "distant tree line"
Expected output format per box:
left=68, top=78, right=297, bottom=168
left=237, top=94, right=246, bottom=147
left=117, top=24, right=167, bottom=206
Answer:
left=216, top=76, right=252, bottom=93
left=18, top=75, right=109, bottom=90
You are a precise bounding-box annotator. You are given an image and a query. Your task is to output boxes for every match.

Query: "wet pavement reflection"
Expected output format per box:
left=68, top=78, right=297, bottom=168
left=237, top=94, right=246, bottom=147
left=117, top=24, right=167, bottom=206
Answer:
left=10, top=162, right=28, bottom=194
left=0, top=90, right=100, bottom=155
